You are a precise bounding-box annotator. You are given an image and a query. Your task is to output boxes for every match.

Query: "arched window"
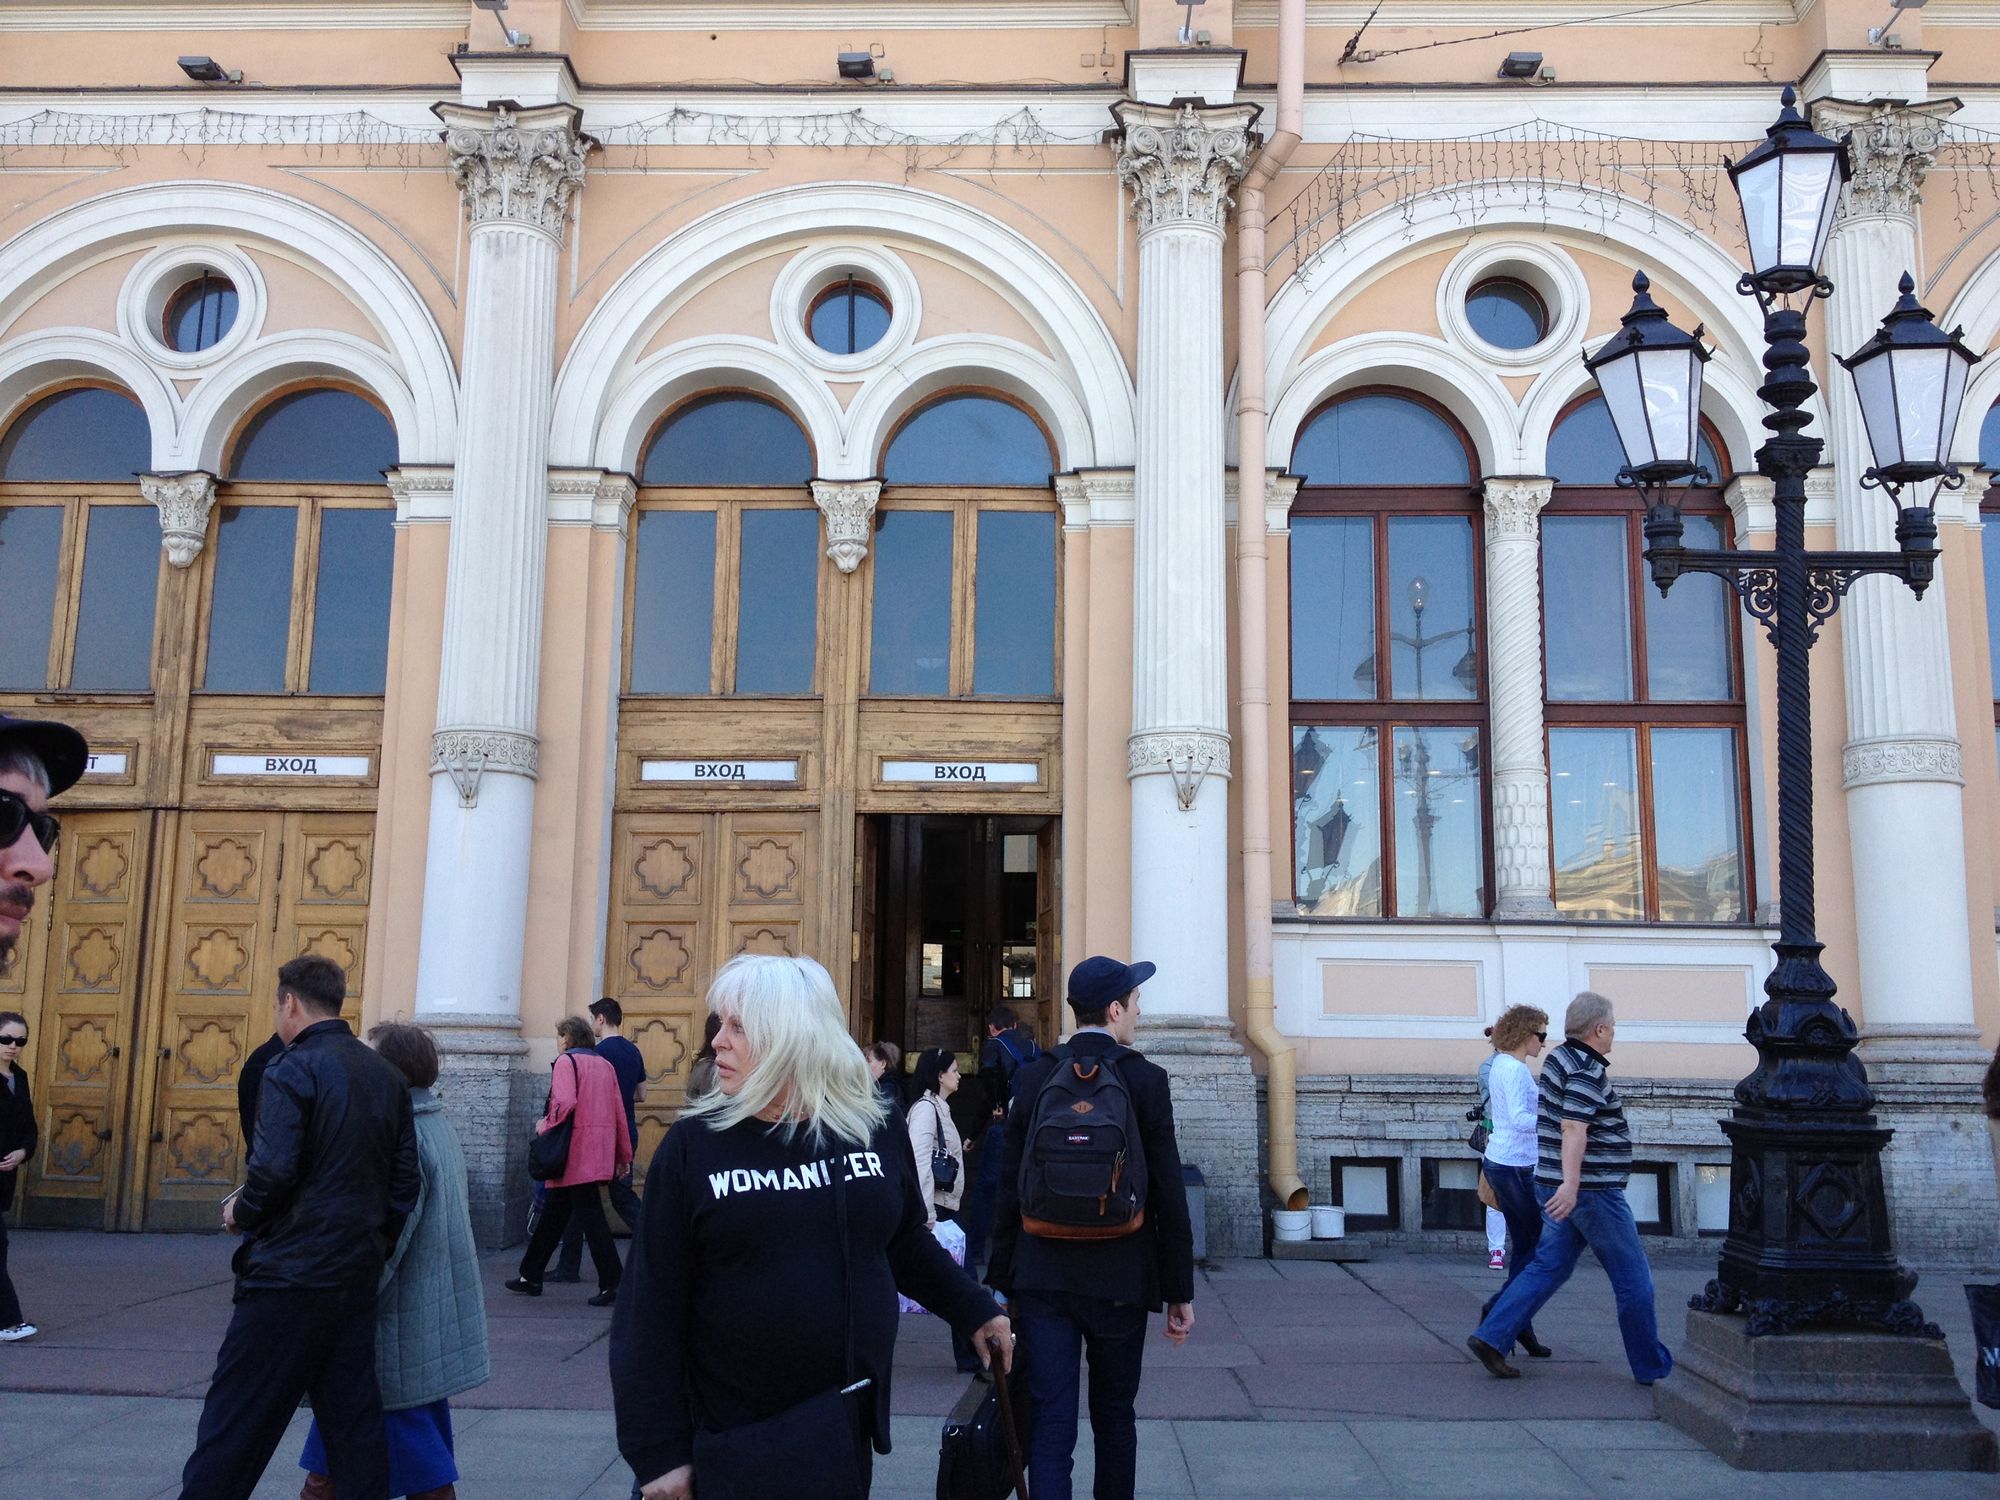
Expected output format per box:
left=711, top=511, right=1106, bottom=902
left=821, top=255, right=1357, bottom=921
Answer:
left=1541, top=395, right=1747, bottom=922
left=1287, top=390, right=1485, bottom=919
left=0, top=386, right=158, bottom=692
left=629, top=394, right=819, bottom=696
left=640, top=393, right=813, bottom=487
left=871, top=394, right=1058, bottom=698
left=205, top=387, right=398, bottom=695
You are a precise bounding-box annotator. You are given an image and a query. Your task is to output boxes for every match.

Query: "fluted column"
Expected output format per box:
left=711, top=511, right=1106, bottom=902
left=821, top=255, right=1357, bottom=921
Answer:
left=1811, top=97, right=1985, bottom=1076
left=415, top=102, right=589, bottom=1035
left=1114, top=100, right=1254, bottom=1020
left=1481, top=477, right=1557, bottom=916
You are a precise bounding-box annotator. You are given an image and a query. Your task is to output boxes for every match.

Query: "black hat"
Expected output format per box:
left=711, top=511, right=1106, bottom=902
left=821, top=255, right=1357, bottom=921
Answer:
left=1066, top=955, right=1157, bottom=1012
left=0, top=714, right=90, bottom=796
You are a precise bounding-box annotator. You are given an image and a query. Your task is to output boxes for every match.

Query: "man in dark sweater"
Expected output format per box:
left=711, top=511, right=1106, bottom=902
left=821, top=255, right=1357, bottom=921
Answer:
left=180, top=954, right=420, bottom=1500
left=987, top=956, right=1196, bottom=1500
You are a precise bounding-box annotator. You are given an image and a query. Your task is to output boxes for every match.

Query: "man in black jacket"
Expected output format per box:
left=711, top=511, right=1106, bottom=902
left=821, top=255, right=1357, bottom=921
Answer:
left=987, top=956, right=1196, bottom=1500
left=180, top=954, right=420, bottom=1500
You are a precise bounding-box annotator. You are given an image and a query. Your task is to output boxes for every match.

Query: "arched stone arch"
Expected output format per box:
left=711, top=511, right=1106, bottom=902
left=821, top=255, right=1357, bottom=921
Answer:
left=1945, top=251, right=2000, bottom=461
left=593, top=337, right=846, bottom=478
left=1517, top=359, right=1768, bottom=481
left=847, top=336, right=1088, bottom=477
left=1267, top=334, right=1515, bottom=476
left=0, top=330, right=179, bottom=469
left=178, top=332, right=415, bottom=475
left=0, top=180, right=456, bottom=463
left=553, top=182, right=1133, bottom=476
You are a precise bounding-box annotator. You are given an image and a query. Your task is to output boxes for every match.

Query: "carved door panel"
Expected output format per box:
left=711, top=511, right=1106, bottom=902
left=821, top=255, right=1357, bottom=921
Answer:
left=20, top=811, right=152, bottom=1228
left=276, top=814, right=373, bottom=1034
left=719, top=813, right=813, bottom=970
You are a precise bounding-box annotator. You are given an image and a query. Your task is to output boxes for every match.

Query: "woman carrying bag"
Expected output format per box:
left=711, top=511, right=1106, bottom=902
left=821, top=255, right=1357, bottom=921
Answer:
left=909, top=1047, right=981, bottom=1375
left=0, top=1010, right=37, bottom=1344
left=507, top=1015, right=630, bottom=1305
left=1479, top=1004, right=1551, bottom=1360
left=610, top=953, right=1012, bottom=1500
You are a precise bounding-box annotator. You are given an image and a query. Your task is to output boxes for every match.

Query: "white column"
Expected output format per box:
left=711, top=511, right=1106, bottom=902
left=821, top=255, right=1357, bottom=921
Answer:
left=1481, top=476, right=1558, bottom=916
left=1811, top=98, right=1986, bottom=1072
left=415, top=103, right=589, bottom=1026
left=1114, top=101, right=1254, bottom=1019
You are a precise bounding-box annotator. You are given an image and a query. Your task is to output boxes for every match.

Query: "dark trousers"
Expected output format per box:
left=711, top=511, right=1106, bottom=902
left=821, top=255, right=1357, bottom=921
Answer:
left=934, top=1209, right=980, bottom=1373
left=554, top=1170, right=641, bottom=1277
left=961, top=1121, right=1005, bottom=1269
left=0, top=1214, right=21, bottom=1327
left=520, top=1181, right=621, bottom=1291
left=1479, top=1163, right=1542, bottom=1342
left=180, top=1280, right=387, bottom=1500
left=1016, top=1290, right=1147, bottom=1500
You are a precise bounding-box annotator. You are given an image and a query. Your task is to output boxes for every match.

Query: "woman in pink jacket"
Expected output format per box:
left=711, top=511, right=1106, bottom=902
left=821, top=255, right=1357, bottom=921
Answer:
left=506, top=1015, right=633, bottom=1305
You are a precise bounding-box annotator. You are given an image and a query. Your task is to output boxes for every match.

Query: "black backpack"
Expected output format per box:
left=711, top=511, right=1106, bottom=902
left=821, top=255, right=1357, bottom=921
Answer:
left=1018, top=1044, right=1148, bottom=1240
left=990, top=1028, right=1041, bottom=1106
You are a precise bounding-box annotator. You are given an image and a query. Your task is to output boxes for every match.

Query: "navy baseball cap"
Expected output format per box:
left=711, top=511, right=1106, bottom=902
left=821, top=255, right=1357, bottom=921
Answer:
left=1067, top=955, right=1157, bottom=1011
left=0, top=714, right=89, bottom=796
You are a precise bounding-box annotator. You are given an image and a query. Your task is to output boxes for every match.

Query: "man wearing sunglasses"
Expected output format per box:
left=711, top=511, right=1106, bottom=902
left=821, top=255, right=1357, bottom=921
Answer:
left=0, top=712, right=89, bottom=1349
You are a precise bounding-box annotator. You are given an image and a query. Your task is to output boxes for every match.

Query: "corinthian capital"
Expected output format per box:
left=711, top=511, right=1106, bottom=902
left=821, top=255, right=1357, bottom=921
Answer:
left=1481, top=475, right=1553, bottom=543
left=1810, top=97, right=1957, bottom=221
left=141, top=471, right=218, bottom=568
left=435, top=102, right=592, bottom=242
left=811, top=480, right=882, bottom=573
left=1112, top=101, right=1258, bottom=234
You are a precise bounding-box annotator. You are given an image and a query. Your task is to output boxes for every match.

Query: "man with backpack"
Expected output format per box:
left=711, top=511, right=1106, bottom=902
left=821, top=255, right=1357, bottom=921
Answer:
left=961, top=1007, right=1040, bottom=1271
left=986, top=956, right=1196, bottom=1500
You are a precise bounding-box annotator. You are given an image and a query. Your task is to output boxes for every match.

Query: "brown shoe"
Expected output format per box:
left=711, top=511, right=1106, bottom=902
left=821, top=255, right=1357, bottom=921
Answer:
left=299, top=1475, right=336, bottom=1500
left=1466, top=1335, right=1521, bottom=1379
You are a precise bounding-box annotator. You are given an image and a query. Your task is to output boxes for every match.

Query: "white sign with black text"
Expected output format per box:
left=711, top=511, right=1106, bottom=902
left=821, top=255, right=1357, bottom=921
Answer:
left=641, top=759, right=800, bottom=785
left=212, top=753, right=372, bottom=779
left=83, top=752, right=129, bottom=777
left=880, top=760, right=1040, bottom=786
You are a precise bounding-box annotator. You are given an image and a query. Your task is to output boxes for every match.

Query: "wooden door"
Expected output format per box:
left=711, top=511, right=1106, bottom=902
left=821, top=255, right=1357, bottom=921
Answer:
left=605, top=810, right=817, bottom=1180
left=14, top=811, right=153, bottom=1228
left=1035, top=820, right=1060, bottom=1044
left=852, top=815, right=880, bottom=1037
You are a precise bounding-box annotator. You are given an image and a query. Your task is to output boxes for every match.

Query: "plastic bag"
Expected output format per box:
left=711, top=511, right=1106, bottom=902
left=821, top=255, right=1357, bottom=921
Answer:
left=900, top=1218, right=968, bottom=1315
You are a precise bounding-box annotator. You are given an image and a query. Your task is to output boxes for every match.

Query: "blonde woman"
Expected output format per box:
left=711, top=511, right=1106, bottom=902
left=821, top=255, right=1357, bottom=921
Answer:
left=1480, top=1004, right=1552, bottom=1360
left=610, top=954, right=1012, bottom=1500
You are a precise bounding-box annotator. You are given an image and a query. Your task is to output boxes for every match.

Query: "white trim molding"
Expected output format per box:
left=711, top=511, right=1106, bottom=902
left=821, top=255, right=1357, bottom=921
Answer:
left=769, top=245, right=921, bottom=379
left=117, top=241, right=266, bottom=374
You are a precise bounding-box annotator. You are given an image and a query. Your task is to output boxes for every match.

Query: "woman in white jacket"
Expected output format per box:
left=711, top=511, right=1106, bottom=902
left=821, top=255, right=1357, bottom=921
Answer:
left=908, top=1047, right=978, bottom=1373
left=1480, top=1005, right=1552, bottom=1361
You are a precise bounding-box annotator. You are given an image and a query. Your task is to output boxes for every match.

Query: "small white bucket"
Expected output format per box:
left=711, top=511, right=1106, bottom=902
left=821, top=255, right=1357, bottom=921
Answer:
left=1310, top=1205, right=1347, bottom=1240
left=1271, top=1209, right=1312, bottom=1243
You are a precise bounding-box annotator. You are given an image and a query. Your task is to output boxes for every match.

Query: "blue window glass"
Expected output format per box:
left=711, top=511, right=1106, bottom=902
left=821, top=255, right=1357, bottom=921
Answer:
left=642, top=395, right=812, bottom=487
left=69, top=507, right=159, bottom=691
left=973, top=510, right=1056, bottom=696
left=1979, top=400, right=2000, bottom=470
left=1292, top=394, right=1471, bottom=486
left=309, top=509, right=395, bottom=694
left=1650, top=727, right=1745, bottom=922
left=165, top=272, right=238, bottom=353
left=871, top=510, right=954, bottom=694
left=0, top=388, right=150, bottom=482
left=203, top=506, right=297, bottom=692
left=883, top=396, right=1053, bottom=487
left=808, top=280, right=892, bottom=356
left=0, top=506, right=64, bottom=689
left=1543, top=516, right=1633, bottom=701
left=231, top=390, right=397, bottom=483
left=629, top=510, right=717, bottom=694
left=1465, top=279, right=1547, bottom=350
left=734, top=508, right=819, bottom=694
left=1291, top=516, right=1376, bottom=700
left=1645, top=514, right=1733, bottom=701
left=1386, top=516, right=1478, bottom=701
left=1550, top=396, right=1723, bottom=485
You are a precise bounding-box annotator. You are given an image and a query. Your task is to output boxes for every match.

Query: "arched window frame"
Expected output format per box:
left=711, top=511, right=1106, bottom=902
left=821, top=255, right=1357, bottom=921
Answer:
left=1540, top=392, right=1753, bottom=923
left=869, top=389, right=1061, bottom=700
left=1286, top=387, right=1491, bottom=920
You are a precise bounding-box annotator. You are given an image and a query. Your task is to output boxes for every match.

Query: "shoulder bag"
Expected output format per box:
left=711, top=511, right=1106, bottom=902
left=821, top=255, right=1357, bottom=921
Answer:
left=690, top=1153, right=871, bottom=1499
left=928, top=1096, right=960, bottom=1193
left=527, top=1054, right=578, bottom=1182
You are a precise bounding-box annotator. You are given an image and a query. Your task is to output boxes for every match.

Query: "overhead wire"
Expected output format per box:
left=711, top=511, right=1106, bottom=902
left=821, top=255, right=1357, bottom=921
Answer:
left=1353, top=0, right=1723, bottom=61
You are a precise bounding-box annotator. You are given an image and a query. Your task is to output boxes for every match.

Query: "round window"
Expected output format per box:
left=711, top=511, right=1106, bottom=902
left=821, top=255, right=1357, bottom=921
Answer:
left=1465, top=277, right=1548, bottom=351
left=163, top=271, right=239, bottom=353
left=808, top=278, right=891, bottom=356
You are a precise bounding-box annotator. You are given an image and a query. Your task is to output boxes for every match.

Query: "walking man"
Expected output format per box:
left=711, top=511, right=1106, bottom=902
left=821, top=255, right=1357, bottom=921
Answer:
left=180, top=955, right=420, bottom=1500
left=1467, top=990, right=1673, bottom=1385
left=962, top=1005, right=1039, bottom=1270
left=551, top=996, right=646, bottom=1282
left=988, top=956, right=1196, bottom=1500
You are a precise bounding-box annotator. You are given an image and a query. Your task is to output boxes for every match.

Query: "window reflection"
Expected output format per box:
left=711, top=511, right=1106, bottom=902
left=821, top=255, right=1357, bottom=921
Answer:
left=308, top=509, right=395, bottom=694
left=1290, top=517, right=1375, bottom=700
left=643, top=395, right=812, bottom=487
left=1549, top=396, right=1722, bottom=485
left=1543, top=516, right=1633, bottom=700
left=735, top=509, right=819, bottom=694
left=1292, top=395, right=1471, bottom=486
left=1651, top=728, right=1745, bottom=921
left=0, top=389, right=150, bottom=482
left=0, top=506, right=63, bottom=689
left=870, top=510, right=953, bottom=694
left=70, top=507, right=159, bottom=691
left=1549, top=728, right=1644, bottom=920
left=203, top=506, right=296, bottom=693
left=972, top=510, right=1055, bottom=696
left=629, top=510, right=716, bottom=694
left=883, top=396, right=1052, bottom=487
left=1392, top=726, right=1485, bottom=917
left=1645, top=514, right=1733, bottom=700
left=1387, top=517, right=1478, bottom=701
left=232, top=390, right=397, bottom=484
left=1292, top=726, right=1382, bottom=916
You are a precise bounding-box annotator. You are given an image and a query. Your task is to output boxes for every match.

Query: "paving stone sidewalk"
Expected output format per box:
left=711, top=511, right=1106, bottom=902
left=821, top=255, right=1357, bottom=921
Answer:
left=0, top=1229, right=1993, bottom=1498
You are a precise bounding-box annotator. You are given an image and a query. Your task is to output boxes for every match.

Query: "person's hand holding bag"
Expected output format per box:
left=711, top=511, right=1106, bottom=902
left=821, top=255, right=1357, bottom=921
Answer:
left=640, top=1463, right=693, bottom=1500
left=972, top=1312, right=1015, bottom=1374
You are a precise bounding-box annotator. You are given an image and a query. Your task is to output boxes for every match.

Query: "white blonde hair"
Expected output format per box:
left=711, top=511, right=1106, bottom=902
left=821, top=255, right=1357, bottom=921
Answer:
left=681, top=952, right=886, bottom=1150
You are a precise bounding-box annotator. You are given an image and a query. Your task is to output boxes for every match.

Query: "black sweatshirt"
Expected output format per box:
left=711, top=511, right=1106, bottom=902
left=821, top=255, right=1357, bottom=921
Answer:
left=610, top=1112, right=1002, bottom=1487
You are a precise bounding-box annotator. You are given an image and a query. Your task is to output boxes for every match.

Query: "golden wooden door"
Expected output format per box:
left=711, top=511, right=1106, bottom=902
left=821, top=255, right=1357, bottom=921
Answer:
left=605, top=810, right=816, bottom=1179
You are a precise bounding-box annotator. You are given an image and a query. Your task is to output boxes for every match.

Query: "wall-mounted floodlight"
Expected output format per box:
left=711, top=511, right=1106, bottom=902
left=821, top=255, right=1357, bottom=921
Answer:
left=837, top=51, right=876, bottom=79
left=1498, top=52, right=1544, bottom=79
left=178, top=56, right=242, bottom=85
left=1869, top=0, right=1927, bottom=45
left=472, top=0, right=533, bottom=49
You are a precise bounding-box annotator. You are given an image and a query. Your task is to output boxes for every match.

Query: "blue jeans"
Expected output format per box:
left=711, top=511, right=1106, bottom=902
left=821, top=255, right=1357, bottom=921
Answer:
left=1472, top=1181, right=1673, bottom=1384
left=961, top=1120, right=1006, bottom=1270
left=1016, top=1290, right=1148, bottom=1500
left=1479, top=1163, right=1542, bottom=1343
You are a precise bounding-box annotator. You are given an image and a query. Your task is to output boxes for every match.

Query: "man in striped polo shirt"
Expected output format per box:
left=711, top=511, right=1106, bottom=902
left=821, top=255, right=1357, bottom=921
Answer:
left=1465, top=991, right=1673, bottom=1384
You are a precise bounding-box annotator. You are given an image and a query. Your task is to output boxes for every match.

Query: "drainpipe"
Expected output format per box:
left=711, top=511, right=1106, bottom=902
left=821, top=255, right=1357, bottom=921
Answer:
left=1235, top=0, right=1308, bottom=1213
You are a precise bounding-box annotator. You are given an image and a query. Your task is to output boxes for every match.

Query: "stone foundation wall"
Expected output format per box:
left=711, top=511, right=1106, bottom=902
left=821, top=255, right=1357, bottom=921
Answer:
left=429, top=1013, right=536, bottom=1250
left=1138, top=1017, right=1263, bottom=1258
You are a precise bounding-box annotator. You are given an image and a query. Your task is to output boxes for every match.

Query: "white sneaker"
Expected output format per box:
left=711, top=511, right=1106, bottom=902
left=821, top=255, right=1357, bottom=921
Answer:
left=0, top=1323, right=38, bottom=1342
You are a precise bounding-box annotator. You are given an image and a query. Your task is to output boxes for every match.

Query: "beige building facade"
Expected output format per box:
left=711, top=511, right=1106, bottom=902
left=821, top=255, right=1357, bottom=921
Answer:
left=3, top=0, right=1999, bottom=1254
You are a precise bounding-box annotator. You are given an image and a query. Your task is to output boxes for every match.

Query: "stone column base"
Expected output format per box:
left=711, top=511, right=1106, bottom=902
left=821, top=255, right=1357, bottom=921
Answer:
left=1134, top=1015, right=1261, bottom=1259
left=1860, top=1024, right=1994, bottom=1263
left=425, top=1012, right=537, bottom=1250
left=1656, top=1309, right=1996, bottom=1471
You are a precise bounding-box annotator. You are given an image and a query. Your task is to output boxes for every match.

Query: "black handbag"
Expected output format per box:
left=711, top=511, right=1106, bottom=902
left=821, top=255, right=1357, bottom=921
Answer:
left=691, top=1159, right=871, bottom=1499
left=1464, top=1104, right=1490, bottom=1157
left=527, top=1055, right=578, bottom=1182
left=937, top=1364, right=1031, bottom=1500
left=927, top=1096, right=960, bottom=1192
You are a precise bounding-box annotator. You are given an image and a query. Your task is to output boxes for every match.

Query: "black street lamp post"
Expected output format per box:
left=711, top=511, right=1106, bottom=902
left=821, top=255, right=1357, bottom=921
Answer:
left=1585, top=87, right=1981, bottom=1338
